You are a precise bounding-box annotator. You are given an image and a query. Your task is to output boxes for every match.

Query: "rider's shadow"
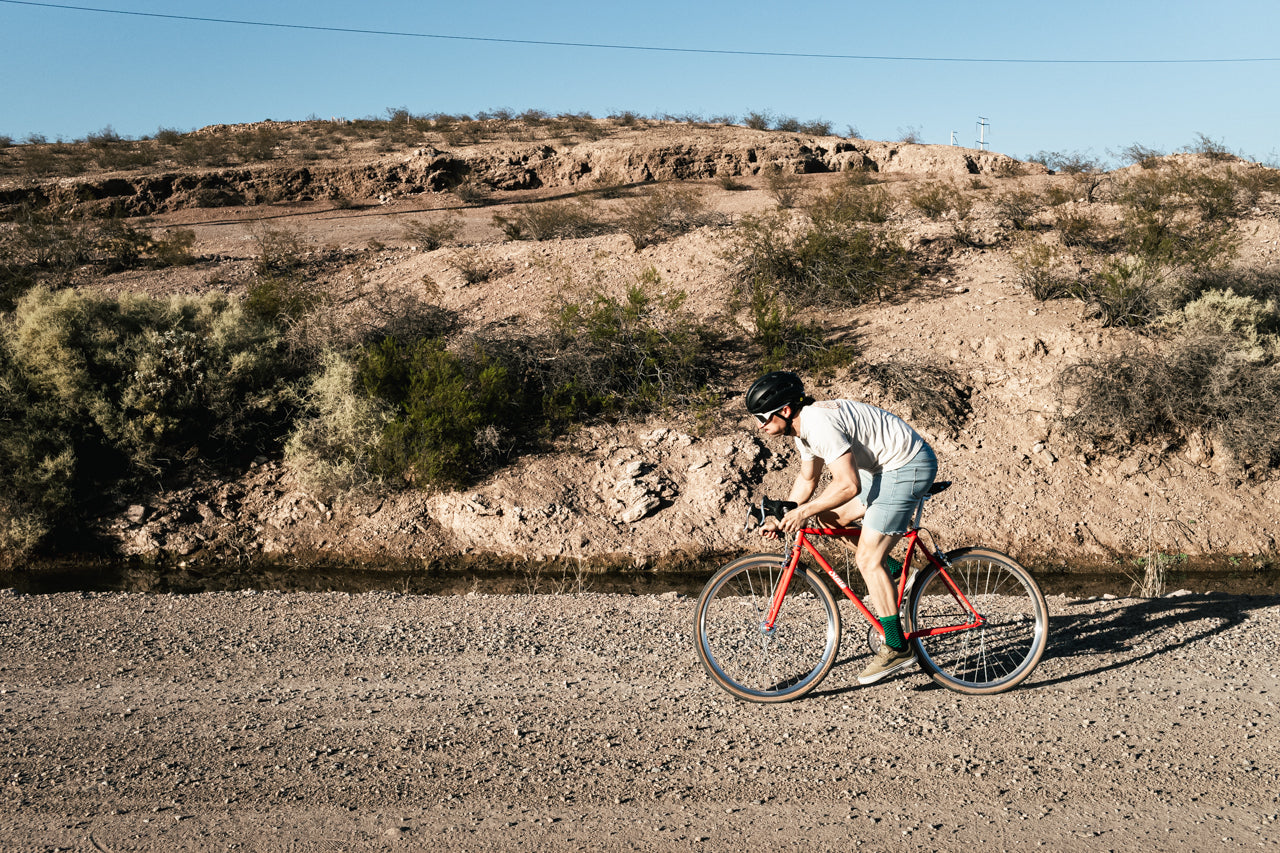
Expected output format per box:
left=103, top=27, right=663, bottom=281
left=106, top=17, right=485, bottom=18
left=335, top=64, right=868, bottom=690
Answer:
left=817, top=592, right=1277, bottom=697
left=1025, top=592, right=1276, bottom=687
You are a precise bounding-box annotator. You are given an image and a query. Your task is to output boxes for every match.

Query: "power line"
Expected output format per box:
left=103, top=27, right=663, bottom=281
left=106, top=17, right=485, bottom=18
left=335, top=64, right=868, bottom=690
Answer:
left=4, top=0, right=1280, bottom=65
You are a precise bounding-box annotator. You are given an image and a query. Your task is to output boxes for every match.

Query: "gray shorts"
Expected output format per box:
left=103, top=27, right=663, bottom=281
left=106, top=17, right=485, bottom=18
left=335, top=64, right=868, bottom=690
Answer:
left=858, top=446, right=939, bottom=536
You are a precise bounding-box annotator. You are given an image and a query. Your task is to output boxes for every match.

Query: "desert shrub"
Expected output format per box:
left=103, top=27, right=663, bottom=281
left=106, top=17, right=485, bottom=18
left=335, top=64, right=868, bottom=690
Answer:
left=1187, top=132, right=1235, bottom=162
left=746, top=286, right=855, bottom=374
left=401, top=215, right=462, bottom=251
left=992, top=189, right=1045, bottom=230
left=764, top=165, right=805, bottom=209
left=452, top=182, right=491, bottom=205
left=614, top=186, right=718, bottom=250
left=252, top=225, right=307, bottom=275
left=727, top=211, right=916, bottom=310
left=1156, top=289, right=1280, bottom=360
left=1052, top=207, right=1099, bottom=248
left=244, top=272, right=324, bottom=326
left=95, top=219, right=197, bottom=272
left=284, top=351, right=392, bottom=498
left=897, top=126, right=923, bottom=144
left=907, top=182, right=967, bottom=220
left=717, top=174, right=750, bottom=191
left=1070, top=256, right=1184, bottom=327
left=1056, top=330, right=1280, bottom=470
left=0, top=288, right=301, bottom=557
left=744, top=111, right=772, bottom=131
left=1027, top=150, right=1104, bottom=175
left=1012, top=241, right=1074, bottom=301
left=492, top=200, right=605, bottom=241
left=798, top=119, right=833, bottom=136
left=5, top=202, right=95, bottom=272
left=537, top=280, right=723, bottom=422
left=358, top=335, right=527, bottom=488
left=806, top=183, right=893, bottom=226
left=862, top=361, right=972, bottom=430
left=451, top=249, right=496, bottom=284
left=1186, top=267, right=1280, bottom=307
left=1119, top=143, right=1165, bottom=168
left=0, top=332, right=76, bottom=563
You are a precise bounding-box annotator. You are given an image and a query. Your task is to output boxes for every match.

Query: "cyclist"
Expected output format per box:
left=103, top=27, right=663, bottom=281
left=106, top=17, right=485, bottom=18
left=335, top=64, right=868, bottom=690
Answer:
left=746, top=371, right=939, bottom=685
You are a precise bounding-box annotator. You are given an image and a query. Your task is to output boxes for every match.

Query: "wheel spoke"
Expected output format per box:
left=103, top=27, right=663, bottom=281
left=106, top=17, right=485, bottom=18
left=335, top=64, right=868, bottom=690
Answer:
left=909, top=550, right=1047, bottom=694
left=696, top=558, right=840, bottom=702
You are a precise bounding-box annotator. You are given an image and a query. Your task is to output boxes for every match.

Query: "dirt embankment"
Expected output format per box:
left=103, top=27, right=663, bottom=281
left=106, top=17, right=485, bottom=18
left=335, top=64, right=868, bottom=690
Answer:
left=4, top=120, right=1280, bottom=578
left=2, top=123, right=1033, bottom=218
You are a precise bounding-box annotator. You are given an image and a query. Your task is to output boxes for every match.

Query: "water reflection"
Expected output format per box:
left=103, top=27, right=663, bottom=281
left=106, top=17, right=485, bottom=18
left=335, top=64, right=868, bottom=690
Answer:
left=2, top=557, right=1277, bottom=598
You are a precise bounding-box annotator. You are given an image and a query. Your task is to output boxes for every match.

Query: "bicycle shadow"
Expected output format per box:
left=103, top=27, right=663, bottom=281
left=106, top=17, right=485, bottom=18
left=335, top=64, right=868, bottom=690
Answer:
left=1024, top=591, right=1278, bottom=688
left=814, top=592, right=1280, bottom=698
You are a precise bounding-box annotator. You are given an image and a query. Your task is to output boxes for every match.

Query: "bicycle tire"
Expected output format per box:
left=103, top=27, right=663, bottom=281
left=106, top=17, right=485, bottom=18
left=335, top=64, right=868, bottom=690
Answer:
left=694, top=555, right=841, bottom=703
left=906, top=547, right=1048, bottom=695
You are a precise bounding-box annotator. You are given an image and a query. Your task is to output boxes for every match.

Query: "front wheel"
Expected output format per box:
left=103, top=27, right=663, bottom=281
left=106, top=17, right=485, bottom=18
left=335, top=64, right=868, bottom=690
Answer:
left=694, top=555, right=841, bottom=703
left=906, top=547, right=1048, bottom=695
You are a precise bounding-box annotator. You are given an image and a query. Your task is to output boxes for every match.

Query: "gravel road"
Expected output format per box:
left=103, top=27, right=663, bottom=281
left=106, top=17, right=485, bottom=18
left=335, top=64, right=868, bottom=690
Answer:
left=1, top=587, right=1278, bottom=851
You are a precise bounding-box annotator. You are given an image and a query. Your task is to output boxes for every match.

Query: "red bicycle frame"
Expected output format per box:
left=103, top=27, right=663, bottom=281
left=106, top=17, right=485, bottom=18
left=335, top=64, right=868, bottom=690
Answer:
left=762, top=526, right=986, bottom=641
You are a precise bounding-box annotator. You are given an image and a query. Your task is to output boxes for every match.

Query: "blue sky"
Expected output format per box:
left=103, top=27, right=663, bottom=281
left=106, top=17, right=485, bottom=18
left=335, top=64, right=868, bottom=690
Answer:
left=2, top=0, right=1278, bottom=164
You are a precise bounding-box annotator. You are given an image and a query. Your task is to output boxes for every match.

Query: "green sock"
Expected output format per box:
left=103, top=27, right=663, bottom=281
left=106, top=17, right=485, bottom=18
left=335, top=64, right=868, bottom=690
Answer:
left=884, top=556, right=903, bottom=580
left=880, top=615, right=906, bottom=651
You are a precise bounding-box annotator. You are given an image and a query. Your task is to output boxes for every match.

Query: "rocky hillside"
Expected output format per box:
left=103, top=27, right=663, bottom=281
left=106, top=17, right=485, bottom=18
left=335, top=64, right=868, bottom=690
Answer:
left=2, top=118, right=1278, bottom=579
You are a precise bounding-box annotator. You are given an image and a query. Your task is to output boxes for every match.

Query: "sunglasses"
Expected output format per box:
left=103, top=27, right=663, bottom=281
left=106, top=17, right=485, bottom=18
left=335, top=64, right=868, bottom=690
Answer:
left=754, top=405, right=787, bottom=425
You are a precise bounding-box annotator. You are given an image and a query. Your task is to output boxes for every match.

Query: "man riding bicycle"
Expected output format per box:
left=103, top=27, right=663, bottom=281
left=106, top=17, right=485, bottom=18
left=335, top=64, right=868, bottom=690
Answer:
left=746, top=371, right=939, bottom=685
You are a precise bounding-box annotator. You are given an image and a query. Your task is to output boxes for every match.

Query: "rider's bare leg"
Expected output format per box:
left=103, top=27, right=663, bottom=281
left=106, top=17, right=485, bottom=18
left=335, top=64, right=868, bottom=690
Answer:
left=814, top=501, right=899, bottom=619
left=853, top=527, right=902, bottom=619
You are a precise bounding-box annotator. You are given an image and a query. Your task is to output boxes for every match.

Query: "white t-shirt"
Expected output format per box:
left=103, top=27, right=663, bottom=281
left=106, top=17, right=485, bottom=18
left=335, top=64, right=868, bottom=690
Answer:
left=793, top=400, right=924, bottom=474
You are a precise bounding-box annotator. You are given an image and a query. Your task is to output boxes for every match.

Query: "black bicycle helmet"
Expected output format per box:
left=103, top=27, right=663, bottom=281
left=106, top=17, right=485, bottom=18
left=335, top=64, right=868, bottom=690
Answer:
left=745, top=371, right=805, bottom=416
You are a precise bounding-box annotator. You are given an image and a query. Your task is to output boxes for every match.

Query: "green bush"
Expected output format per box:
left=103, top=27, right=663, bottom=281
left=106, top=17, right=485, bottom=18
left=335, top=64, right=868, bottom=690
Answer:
left=1070, top=256, right=1182, bottom=327
left=614, top=186, right=718, bottom=250
left=401, top=215, right=462, bottom=251
left=726, top=211, right=917, bottom=310
left=492, top=200, right=606, bottom=241
left=538, top=275, right=724, bottom=421
left=1056, top=329, right=1280, bottom=470
left=746, top=286, right=855, bottom=374
left=0, top=288, right=301, bottom=558
left=244, top=273, right=324, bottom=326
left=359, top=335, right=526, bottom=488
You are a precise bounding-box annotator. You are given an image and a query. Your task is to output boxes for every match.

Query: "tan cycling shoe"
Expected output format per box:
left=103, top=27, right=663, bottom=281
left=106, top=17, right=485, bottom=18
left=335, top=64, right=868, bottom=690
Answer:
left=857, top=644, right=916, bottom=685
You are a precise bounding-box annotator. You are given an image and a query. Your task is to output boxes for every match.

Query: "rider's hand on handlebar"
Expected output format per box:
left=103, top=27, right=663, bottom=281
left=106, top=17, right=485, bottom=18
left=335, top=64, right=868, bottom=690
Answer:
left=779, top=506, right=808, bottom=534
left=757, top=517, right=781, bottom=540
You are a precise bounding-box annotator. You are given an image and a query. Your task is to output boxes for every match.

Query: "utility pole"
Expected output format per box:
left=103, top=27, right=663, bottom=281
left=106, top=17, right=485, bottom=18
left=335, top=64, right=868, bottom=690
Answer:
left=976, top=117, right=990, bottom=150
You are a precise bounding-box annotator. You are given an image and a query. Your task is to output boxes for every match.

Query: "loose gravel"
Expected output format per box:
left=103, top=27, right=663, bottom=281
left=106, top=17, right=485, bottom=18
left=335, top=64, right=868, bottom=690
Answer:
left=1, top=588, right=1278, bottom=851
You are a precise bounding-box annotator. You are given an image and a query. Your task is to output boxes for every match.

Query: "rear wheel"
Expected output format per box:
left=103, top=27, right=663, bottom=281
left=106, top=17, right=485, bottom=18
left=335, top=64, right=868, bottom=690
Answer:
left=906, top=547, right=1048, bottom=694
left=695, top=555, right=841, bottom=702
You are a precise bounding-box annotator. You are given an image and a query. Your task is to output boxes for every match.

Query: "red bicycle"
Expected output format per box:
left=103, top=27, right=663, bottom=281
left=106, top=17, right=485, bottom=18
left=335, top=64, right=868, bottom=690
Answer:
left=694, top=482, right=1048, bottom=702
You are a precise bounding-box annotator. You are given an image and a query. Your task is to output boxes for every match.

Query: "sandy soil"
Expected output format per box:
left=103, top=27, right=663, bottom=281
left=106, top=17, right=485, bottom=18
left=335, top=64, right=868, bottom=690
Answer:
left=2, top=586, right=1278, bottom=851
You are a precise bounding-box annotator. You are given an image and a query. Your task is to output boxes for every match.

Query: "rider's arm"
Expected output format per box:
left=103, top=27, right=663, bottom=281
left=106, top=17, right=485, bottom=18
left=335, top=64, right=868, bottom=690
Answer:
left=786, top=456, right=822, bottom=505
left=781, top=451, right=860, bottom=532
